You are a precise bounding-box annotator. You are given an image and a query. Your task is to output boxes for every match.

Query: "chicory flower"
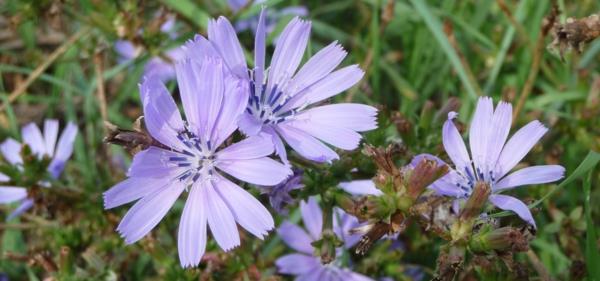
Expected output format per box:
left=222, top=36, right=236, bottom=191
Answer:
left=104, top=58, right=291, bottom=268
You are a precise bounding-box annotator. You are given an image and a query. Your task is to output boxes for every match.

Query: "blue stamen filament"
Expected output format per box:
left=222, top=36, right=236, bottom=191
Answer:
left=246, top=70, right=299, bottom=126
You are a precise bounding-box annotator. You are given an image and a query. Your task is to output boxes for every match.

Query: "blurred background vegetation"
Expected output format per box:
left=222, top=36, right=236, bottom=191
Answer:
left=0, top=0, right=599, bottom=280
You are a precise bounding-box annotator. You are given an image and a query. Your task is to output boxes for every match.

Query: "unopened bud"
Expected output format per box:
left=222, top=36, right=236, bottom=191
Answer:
left=434, top=245, right=465, bottom=281
left=469, top=227, right=530, bottom=254
left=451, top=182, right=491, bottom=242
left=418, top=100, right=435, bottom=130
left=363, top=144, right=403, bottom=177
left=334, top=192, right=358, bottom=217
left=407, top=159, right=449, bottom=200
left=313, top=230, right=340, bottom=264
left=392, top=112, right=413, bottom=135
left=364, top=195, right=397, bottom=219
left=459, top=182, right=491, bottom=222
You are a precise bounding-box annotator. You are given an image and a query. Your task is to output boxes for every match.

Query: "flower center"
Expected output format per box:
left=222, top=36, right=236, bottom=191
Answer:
left=168, top=129, right=217, bottom=185
left=246, top=70, right=302, bottom=126
left=455, top=164, right=497, bottom=198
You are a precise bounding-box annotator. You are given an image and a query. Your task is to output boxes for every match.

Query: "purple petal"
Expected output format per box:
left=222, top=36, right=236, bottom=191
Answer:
left=285, top=119, right=362, bottom=150
left=276, top=253, right=320, bottom=275
left=276, top=123, right=339, bottom=163
left=203, top=181, right=240, bottom=251
left=289, top=42, right=347, bottom=94
left=489, top=194, right=536, bottom=228
left=114, top=40, right=138, bottom=61
left=347, top=272, right=375, bottom=281
left=22, top=123, right=46, bottom=156
left=297, top=268, right=326, bottom=281
left=214, top=174, right=274, bottom=239
left=0, top=172, right=9, bottom=182
left=175, top=59, right=223, bottom=135
left=213, top=76, right=248, bottom=147
left=293, top=104, right=377, bottom=132
left=103, top=176, right=170, bottom=209
left=216, top=135, right=273, bottom=161
left=178, top=181, right=208, bottom=268
left=216, top=157, right=291, bottom=186
left=127, top=147, right=181, bottom=178
left=339, top=180, right=383, bottom=196
left=143, top=57, right=175, bottom=83
left=486, top=101, right=512, bottom=166
left=0, top=186, right=27, bottom=204
left=227, top=0, right=248, bottom=12
left=494, top=165, right=565, bottom=191
left=238, top=112, right=264, bottom=136
left=495, top=120, right=548, bottom=178
left=301, top=197, right=323, bottom=240
left=48, top=122, right=77, bottom=178
left=442, top=112, right=473, bottom=176
left=160, top=16, right=177, bottom=35
left=182, top=35, right=220, bottom=63
left=468, top=97, right=494, bottom=172
left=43, top=119, right=59, bottom=158
left=263, top=126, right=288, bottom=165
left=277, top=221, right=314, bottom=254
left=208, top=17, right=248, bottom=79
left=7, top=198, right=34, bottom=220
left=266, top=17, right=311, bottom=93
left=139, top=77, right=186, bottom=150
left=333, top=208, right=362, bottom=248
left=1, top=138, right=23, bottom=165
left=430, top=169, right=468, bottom=198
left=410, top=153, right=447, bottom=168
left=143, top=46, right=185, bottom=83
left=117, top=181, right=184, bottom=244
left=283, top=65, right=364, bottom=111
left=253, top=8, right=267, bottom=94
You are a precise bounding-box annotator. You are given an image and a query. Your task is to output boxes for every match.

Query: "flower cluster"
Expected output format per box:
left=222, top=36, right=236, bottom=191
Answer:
left=0, top=120, right=78, bottom=219
left=103, top=7, right=378, bottom=268
left=276, top=197, right=373, bottom=281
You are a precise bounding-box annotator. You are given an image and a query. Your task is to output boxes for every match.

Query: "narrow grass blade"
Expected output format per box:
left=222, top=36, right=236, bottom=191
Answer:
left=409, top=0, right=481, bottom=99
left=584, top=172, right=600, bottom=281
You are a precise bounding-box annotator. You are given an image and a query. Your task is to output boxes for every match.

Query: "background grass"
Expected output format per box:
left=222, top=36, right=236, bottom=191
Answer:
left=0, top=0, right=599, bottom=280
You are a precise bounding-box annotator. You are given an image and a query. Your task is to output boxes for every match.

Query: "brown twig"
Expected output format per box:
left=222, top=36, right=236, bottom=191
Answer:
left=93, top=51, right=108, bottom=125
left=527, top=249, right=554, bottom=281
left=0, top=26, right=90, bottom=112
left=512, top=4, right=559, bottom=123
left=0, top=223, right=38, bottom=230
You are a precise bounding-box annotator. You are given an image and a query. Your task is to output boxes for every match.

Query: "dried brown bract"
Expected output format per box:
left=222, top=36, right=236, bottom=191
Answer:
left=103, top=118, right=167, bottom=154
left=550, top=13, right=600, bottom=59
left=407, top=158, right=448, bottom=199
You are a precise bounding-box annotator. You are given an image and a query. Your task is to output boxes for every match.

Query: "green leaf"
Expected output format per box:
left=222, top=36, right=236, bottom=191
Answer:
left=584, top=172, right=600, bottom=281
left=160, top=0, right=209, bottom=30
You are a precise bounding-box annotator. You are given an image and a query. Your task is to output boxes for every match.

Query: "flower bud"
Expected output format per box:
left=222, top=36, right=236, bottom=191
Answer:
left=313, top=230, right=341, bottom=264
left=459, top=181, right=491, bottom=222
left=469, top=227, right=530, bottom=254
left=407, top=158, right=449, bottom=200
left=451, top=182, right=491, bottom=242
